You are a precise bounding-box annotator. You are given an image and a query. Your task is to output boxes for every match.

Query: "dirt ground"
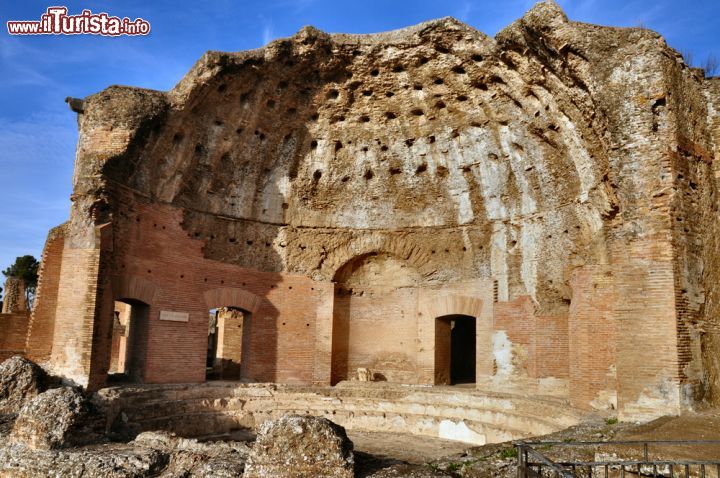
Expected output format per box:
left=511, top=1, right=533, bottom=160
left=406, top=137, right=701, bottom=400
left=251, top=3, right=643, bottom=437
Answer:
left=355, top=410, right=720, bottom=477
left=179, top=410, right=720, bottom=476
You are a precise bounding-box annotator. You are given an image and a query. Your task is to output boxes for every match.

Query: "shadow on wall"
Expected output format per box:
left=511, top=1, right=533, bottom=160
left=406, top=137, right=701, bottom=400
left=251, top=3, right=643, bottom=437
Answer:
left=97, top=220, right=287, bottom=386
left=331, top=252, right=423, bottom=384
left=109, top=299, right=149, bottom=383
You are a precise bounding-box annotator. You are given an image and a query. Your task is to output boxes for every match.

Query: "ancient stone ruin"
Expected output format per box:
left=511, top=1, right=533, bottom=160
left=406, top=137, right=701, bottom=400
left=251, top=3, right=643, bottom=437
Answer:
left=10, top=386, right=104, bottom=450
left=1, top=277, right=27, bottom=314
left=2, top=4, right=720, bottom=461
left=0, top=355, right=49, bottom=414
left=0, top=278, right=31, bottom=362
left=244, top=415, right=354, bottom=478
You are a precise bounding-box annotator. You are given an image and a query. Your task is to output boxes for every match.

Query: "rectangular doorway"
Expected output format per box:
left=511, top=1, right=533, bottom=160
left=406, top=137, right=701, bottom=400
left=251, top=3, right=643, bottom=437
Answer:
left=435, top=314, right=476, bottom=385
left=450, top=316, right=476, bottom=384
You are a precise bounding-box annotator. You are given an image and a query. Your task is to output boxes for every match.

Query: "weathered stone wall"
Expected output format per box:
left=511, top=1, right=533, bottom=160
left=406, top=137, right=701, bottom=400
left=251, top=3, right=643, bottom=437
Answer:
left=1, top=277, right=27, bottom=314
left=699, top=77, right=720, bottom=404
left=27, top=1, right=720, bottom=419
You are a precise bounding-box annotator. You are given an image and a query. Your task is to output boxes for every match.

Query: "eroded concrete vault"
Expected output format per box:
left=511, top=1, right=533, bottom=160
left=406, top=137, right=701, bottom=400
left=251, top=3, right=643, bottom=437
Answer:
left=15, top=2, right=720, bottom=422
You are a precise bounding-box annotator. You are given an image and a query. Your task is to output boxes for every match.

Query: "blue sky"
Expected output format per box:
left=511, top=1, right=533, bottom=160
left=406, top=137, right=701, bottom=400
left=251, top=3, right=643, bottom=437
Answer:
left=0, top=0, right=717, bottom=287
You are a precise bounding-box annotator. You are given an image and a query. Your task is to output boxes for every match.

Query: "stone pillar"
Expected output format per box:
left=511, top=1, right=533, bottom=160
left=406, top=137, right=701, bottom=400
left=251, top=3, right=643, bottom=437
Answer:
left=214, top=307, right=245, bottom=379
left=2, top=277, right=27, bottom=313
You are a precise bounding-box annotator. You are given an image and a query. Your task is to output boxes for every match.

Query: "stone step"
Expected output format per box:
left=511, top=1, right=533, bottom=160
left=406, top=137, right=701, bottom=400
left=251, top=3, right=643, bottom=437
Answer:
left=105, top=383, right=586, bottom=445
left=117, top=389, right=579, bottom=432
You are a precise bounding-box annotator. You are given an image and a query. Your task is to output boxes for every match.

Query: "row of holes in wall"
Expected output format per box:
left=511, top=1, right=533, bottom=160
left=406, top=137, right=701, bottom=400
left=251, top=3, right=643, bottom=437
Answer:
left=132, top=219, right=533, bottom=256
left=204, top=88, right=508, bottom=145
left=134, top=221, right=482, bottom=254
left=186, top=52, right=515, bottom=161
left=130, top=268, right=317, bottom=291
left=198, top=236, right=476, bottom=254
left=190, top=129, right=529, bottom=183
left=225, top=87, right=474, bottom=125
left=212, top=50, right=487, bottom=115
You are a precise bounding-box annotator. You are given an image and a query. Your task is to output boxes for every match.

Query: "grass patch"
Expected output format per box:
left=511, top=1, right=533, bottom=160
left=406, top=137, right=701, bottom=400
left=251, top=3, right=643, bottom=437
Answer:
left=605, top=417, right=619, bottom=425
left=499, top=448, right=518, bottom=459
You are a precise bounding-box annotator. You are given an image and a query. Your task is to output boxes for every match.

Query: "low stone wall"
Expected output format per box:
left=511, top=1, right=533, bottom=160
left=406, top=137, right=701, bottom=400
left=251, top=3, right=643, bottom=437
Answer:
left=0, top=312, right=30, bottom=361
left=101, top=382, right=585, bottom=446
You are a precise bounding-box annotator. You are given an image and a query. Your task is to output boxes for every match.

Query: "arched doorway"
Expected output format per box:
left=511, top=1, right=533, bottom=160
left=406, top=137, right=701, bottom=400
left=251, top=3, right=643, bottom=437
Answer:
left=108, top=299, right=150, bottom=382
left=331, top=252, right=421, bottom=384
left=435, top=314, right=476, bottom=385
left=203, top=287, right=263, bottom=382
left=206, top=306, right=249, bottom=380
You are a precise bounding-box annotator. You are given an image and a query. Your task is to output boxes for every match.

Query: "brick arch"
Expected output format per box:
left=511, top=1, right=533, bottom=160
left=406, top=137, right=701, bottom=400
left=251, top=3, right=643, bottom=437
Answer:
left=112, top=275, right=160, bottom=305
left=203, top=287, right=262, bottom=313
left=420, top=294, right=484, bottom=319
left=320, top=234, right=432, bottom=281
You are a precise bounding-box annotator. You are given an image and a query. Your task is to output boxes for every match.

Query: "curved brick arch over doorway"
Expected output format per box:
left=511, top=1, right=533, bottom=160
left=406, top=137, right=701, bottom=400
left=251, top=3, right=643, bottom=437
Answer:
left=203, top=287, right=263, bottom=313
left=320, top=235, right=433, bottom=282
left=421, top=295, right=483, bottom=320
left=99, top=275, right=162, bottom=384
left=112, top=275, right=161, bottom=305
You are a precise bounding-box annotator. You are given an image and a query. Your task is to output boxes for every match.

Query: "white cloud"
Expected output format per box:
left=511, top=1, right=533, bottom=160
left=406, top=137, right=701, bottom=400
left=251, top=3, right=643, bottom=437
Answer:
left=0, top=108, right=75, bottom=271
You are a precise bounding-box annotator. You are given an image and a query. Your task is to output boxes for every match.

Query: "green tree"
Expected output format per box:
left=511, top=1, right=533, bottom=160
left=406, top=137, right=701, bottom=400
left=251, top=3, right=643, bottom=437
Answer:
left=2, top=255, right=40, bottom=306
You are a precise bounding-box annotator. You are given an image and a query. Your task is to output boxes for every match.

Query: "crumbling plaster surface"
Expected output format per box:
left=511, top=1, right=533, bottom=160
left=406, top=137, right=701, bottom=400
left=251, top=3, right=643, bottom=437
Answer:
left=78, top=3, right=630, bottom=306
left=42, top=1, right=720, bottom=416
left=698, top=77, right=720, bottom=403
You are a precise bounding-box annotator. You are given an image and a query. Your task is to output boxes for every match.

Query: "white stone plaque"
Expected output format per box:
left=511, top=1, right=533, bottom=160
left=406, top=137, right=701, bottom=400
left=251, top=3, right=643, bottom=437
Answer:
left=159, top=310, right=189, bottom=323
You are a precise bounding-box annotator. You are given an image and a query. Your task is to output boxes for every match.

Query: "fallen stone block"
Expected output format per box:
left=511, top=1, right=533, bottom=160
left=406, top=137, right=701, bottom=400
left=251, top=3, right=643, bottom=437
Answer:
left=11, top=386, right=105, bottom=450
left=0, top=355, right=49, bottom=414
left=244, top=414, right=354, bottom=478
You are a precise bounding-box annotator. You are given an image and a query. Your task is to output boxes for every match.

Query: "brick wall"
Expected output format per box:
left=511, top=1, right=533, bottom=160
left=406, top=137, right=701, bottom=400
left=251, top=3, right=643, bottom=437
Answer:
left=48, top=244, right=102, bottom=386
left=493, top=297, right=535, bottom=376
left=0, top=312, right=30, bottom=361
left=699, top=78, right=720, bottom=404
left=25, top=225, right=66, bottom=363
left=1, top=277, right=27, bottom=313
left=493, top=296, right=569, bottom=381
left=532, top=314, right=569, bottom=380
left=331, top=287, right=419, bottom=383
left=612, top=239, right=682, bottom=420
left=568, top=266, right=616, bottom=410
left=100, top=201, right=333, bottom=385
left=417, top=280, right=494, bottom=385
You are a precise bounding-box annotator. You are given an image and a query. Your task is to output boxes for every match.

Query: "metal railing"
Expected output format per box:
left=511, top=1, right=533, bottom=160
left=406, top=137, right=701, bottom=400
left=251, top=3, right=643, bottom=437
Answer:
left=516, top=440, right=720, bottom=478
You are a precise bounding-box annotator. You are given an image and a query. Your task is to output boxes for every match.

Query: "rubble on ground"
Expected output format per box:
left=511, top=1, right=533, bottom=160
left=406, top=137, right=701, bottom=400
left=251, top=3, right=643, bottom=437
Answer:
left=244, top=415, right=355, bottom=478
left=0, top=355, right=49, bottom=414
